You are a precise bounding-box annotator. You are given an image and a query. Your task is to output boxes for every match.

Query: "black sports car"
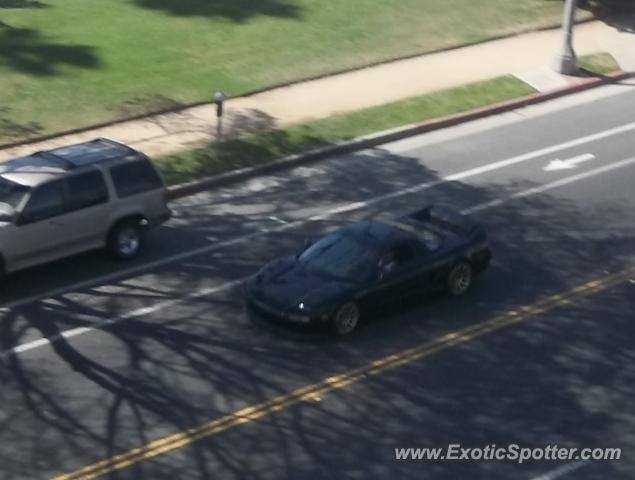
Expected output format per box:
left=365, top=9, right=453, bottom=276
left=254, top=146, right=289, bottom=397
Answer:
left=245, top=205, right=491, bottom=335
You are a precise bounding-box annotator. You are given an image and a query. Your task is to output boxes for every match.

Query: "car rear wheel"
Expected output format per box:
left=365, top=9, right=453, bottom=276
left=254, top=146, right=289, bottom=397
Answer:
left=332, top=302, right=360, bottom=336
left=447, top=261, right=472, bottom=297
left=108, top=221, right=144, bottom=260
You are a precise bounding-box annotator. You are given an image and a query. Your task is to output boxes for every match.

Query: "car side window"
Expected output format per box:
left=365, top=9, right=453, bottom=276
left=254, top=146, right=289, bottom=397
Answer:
left=19, top=180, right=65, bottom=225
left=109, top=159, right=162, bottom=198
left=378, top=243, right=416, bottom=276
left=67, top=170, right=108, bottom=212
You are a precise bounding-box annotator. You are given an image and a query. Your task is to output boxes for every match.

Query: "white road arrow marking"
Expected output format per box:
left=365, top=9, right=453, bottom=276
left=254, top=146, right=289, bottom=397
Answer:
left=543, top=153, right=596, bottom=171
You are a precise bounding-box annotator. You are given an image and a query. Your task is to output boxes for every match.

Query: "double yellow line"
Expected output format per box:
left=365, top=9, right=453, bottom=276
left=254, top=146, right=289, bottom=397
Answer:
left=54, top=265, right=635, bottom=480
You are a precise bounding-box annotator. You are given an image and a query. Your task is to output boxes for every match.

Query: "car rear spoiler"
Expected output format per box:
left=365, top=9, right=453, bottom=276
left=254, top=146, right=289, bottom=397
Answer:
left=408, top=204, right=480, bottom=235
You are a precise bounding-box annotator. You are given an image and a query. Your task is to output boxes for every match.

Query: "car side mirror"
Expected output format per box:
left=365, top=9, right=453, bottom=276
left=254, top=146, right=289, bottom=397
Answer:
left=0, top=203, right=15, bottom=224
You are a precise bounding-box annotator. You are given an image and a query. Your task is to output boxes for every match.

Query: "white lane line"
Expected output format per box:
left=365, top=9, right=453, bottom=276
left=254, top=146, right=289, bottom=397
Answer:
left=0, top=227, right=293, bottom=312
left=442, top=120, right=635, bottom=181
left=529, top=461, right=587, bottom=480
left=5, top=279, right=245, bottom=358
left=3, top=120, right=634, bottom=313
left=464, top=155, right=635, bottom=214
left=543, top=153, right=596, bottom=172
left=314, top=121, right=635, bottom=219
left=268, top=216, right=289, bottom=225
left=5, top=153, right=635, bottom=358
left=388, top=84, right=635, bottom=155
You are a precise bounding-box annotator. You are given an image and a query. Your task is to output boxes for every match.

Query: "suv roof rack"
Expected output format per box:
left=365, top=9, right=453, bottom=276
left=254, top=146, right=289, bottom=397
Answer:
left=43, top=138, right=137, bottom=169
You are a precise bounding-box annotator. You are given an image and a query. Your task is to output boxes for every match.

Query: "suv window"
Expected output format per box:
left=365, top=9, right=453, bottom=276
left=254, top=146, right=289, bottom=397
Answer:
left=67, top=170, right=108, bottom=211
left=0, top=177, right=29, bottom=209
left=20, top=180, right=65, bottom=225
left=110, top=159, right=162, bottom=198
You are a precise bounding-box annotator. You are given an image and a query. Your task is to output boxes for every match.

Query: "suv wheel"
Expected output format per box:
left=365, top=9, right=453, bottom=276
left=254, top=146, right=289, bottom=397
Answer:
left=108, top=221, right=144, bottom=260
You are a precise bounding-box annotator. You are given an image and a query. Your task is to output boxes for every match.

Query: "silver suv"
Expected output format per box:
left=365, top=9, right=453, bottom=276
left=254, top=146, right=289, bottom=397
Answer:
left=0, top=138, right=171, bottom=275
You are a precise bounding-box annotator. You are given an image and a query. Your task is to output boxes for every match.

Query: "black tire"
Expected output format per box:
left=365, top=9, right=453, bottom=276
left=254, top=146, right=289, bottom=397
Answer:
left=108, top=220, right=144, bottom=260
left=331, top=302, right=360, bottom=336
left=447, top=260, right=472, bottom=297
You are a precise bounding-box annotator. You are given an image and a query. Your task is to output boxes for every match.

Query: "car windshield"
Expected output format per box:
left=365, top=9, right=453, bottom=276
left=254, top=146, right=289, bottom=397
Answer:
left=299, top=232, right=378, bottom=281
left=0, top=177, right=29, bottom=209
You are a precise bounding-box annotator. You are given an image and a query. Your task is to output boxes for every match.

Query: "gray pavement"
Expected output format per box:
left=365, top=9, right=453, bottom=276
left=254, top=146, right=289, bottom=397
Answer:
left=1, top=83, right=635, bottom=479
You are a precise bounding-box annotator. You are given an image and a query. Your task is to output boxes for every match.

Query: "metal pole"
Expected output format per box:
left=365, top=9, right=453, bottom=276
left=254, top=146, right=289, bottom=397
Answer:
left=554, top=0, right=578, bottom=74
left=217, top=116, right=223, bottom=141
left=214, top=91, right=225, bottom=142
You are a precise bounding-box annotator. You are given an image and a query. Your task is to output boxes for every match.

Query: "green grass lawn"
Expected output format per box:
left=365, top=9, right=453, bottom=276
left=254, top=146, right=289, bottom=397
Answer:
left=0, top=0, right=572, bottom=144
left=157, top=75, right=536, bottom=185
left=578, top=52, right=620, bottom=75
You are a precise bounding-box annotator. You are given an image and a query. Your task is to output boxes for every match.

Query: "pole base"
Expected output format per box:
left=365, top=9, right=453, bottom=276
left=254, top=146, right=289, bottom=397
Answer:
left=554, top=53, right=577, bottom=75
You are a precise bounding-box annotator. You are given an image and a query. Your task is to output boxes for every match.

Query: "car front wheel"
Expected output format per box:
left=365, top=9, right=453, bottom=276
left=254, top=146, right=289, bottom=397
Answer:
left=108, top=221, right=144, bottom=260
left=332, top=302, right=360, bottom=336
left=447, top=261, right=472, bottom=297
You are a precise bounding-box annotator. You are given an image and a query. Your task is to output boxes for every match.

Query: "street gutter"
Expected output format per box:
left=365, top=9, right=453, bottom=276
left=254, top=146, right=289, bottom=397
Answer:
left=166, top=70, right=631, bottom=200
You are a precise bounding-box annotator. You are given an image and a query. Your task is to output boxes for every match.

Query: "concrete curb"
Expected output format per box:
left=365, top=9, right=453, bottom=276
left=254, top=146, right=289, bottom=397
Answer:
left=0, top=19, right=596, bottom=153
left=166, top=70, right=631, bottom=200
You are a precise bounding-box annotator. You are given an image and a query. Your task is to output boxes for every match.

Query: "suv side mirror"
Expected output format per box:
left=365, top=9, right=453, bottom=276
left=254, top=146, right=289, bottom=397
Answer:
left=0, top=203, right=15, bottom=223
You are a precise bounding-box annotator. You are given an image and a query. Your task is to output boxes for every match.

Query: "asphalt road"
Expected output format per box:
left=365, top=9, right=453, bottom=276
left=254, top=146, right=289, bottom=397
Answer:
left=1, top=80, right=635, bottom=480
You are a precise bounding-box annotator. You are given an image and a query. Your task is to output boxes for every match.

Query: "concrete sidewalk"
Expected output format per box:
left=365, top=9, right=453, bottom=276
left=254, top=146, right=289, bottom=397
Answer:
left=0, top=20, right=633, bottom=163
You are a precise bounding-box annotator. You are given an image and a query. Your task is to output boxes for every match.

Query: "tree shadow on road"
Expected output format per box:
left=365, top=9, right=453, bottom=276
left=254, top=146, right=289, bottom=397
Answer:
left=266, top=283, right=635, bottom=480
left=1, top=146, right=634, bottom=479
